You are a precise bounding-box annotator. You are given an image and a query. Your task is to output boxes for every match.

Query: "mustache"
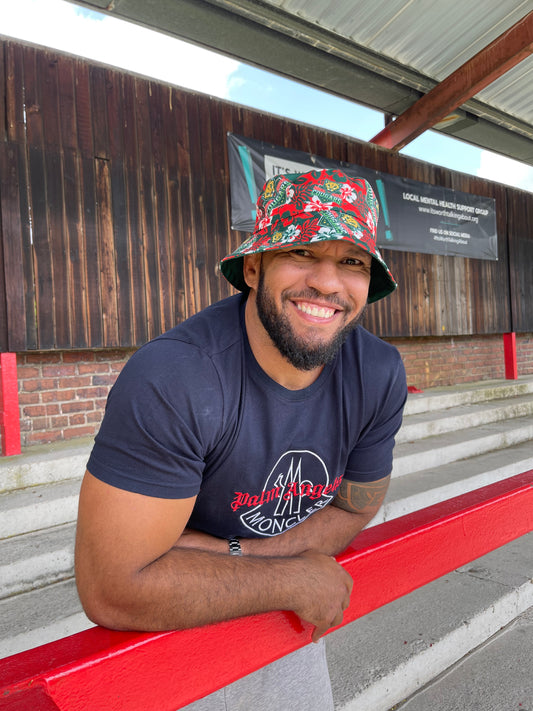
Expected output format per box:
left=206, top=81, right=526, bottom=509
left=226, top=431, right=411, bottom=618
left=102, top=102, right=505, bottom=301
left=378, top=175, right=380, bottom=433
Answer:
left=282, top=288, right=352, bottom=312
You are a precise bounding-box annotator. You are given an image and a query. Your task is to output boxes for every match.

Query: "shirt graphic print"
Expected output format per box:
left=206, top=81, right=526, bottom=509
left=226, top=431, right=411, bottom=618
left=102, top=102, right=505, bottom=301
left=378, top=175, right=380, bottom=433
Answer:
left=230, top=449, right=343, bottom=536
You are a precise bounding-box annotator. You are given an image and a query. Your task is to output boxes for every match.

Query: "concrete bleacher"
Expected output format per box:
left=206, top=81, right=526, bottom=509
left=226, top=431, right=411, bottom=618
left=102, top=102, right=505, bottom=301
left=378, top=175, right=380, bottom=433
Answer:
left=1, top=375, right=532, bottom=709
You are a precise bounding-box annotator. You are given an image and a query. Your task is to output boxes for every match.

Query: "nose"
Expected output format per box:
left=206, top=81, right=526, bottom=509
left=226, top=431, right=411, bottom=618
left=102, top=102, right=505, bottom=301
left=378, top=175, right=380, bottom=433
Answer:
left=305, top=257, right=343, bottom=295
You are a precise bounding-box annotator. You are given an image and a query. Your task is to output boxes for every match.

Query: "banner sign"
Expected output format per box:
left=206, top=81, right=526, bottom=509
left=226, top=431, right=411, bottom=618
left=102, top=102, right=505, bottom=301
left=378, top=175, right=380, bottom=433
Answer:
left=227, top=133, right=498, bottom=260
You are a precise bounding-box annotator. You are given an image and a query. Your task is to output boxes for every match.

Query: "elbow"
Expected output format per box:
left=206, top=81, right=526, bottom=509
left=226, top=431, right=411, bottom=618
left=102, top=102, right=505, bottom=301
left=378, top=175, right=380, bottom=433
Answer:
left=83, top=601, right=124, bottom=631
left=75, top=569, right=139, bottom=631
left=77, top=582, right=129, bottom=630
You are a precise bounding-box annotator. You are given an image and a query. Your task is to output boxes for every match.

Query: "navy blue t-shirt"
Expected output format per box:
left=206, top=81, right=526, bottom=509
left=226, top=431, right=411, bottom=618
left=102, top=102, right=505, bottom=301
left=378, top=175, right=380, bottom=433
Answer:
left=87, top=294, right=407, bottom=538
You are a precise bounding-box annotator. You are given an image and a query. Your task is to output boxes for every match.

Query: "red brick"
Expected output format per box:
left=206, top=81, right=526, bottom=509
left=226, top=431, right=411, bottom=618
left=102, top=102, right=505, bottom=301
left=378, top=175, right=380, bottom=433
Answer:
left=58, top=376, right=92, bottom=389
left=22, top=378, right=57, bottom=392
left=26, top=431, right=63, bottom=444
left=93, top=374, right=118, bottom=386
left=17, top=366, right=41, bottom=379
left=68, top=413, right=87, bottom=426
left=61, top=401, right=94, bottom=413
left=63, top=425, right=96, bottom=439
left=50, top=416, right=69, bottom=428
left=23, top=353, right=61, bottom=365
left=18, top=392, right=40, bottom=405
left=22, top=405, right=47, bottom=417
left=42, top=390, right=76, bottom=403
left=62, top=351, right=95, bottom=363
left=42, top=364, right=77, bottom=377
left=76, top=386, right=109, bottom=399
left=95, top=349, right=131, bottom=362
left=79, top=363, right=110, bottom=375
left=30, top=417, right=49, bottom=430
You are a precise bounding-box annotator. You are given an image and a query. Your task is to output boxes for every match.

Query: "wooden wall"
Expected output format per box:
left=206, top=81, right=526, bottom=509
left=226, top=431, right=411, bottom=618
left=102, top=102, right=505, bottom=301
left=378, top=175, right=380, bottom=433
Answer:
left=0, top=39, right=530, bottom=351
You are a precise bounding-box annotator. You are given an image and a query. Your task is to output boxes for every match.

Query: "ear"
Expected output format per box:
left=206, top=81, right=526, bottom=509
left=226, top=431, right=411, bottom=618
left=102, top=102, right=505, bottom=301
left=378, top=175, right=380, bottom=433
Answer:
left=243, top=254, right=261, bottom=291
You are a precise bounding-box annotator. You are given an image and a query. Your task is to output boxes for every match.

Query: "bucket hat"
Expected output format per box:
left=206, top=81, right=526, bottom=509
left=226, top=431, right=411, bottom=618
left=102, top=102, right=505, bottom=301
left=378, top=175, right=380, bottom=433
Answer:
left=220, top=169, right=397, bottom=303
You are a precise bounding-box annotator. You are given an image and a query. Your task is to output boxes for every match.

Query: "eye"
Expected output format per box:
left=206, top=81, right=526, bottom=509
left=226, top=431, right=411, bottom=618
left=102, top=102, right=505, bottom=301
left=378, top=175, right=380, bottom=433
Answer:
left=288, top=248, right=312, bottom=258
left=342, top=255, right=372, bottom=270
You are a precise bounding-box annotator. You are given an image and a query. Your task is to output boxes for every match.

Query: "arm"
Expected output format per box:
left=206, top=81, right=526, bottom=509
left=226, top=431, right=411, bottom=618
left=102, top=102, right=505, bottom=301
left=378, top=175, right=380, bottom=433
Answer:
left=75, top=470, right=352, bottom=642
left=177, top=475, right=390, bottom=557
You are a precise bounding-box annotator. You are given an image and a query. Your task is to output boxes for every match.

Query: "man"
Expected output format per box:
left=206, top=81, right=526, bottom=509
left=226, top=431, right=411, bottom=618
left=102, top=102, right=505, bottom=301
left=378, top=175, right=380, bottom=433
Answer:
left=75, top=169, right=407, bottom=710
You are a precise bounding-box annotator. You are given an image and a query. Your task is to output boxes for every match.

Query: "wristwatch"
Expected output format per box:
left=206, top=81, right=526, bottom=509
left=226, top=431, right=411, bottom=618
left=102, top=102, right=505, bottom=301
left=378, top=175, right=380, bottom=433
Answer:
left=228, top=537, right=242, bottom=556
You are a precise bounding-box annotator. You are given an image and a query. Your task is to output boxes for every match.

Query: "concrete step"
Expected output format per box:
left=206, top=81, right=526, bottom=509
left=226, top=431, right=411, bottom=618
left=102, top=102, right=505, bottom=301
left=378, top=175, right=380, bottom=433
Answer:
left=392, top=413, right=533, bottom=478
left=2, top=386, right=530, bottom=541
left=326, top=531, right=533, bottom=711
left=0, top=425, right=528, bottom=549
left=0, top=436, right=93, bottom=494
left=1, top=416, right=531, bottom=599
left=376, top=439, right=533, bottom=525
left=0, top=578, right=92, bottom=660
left=388, top=607, right=533, bottom=710
left=403, top=375, right=533, bottom=417
left=0, top=478, right=81, bottom=539
left=397, top=391, right=533, bottom=444
left=3, top=443, right=530, bottom=600
left=0, top=522, right=75, bottom=598
left=3, top=444, right=530, bottom=600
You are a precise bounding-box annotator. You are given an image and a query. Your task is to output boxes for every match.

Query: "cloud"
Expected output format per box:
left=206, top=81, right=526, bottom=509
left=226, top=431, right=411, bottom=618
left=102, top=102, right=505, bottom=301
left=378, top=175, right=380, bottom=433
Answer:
left=477, top=151, right=533, bottom=192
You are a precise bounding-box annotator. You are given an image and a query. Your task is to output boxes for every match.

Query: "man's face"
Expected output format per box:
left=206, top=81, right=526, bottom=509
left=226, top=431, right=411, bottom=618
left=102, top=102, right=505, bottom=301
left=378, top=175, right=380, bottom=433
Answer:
left=248, top=240, right=372, bottom=371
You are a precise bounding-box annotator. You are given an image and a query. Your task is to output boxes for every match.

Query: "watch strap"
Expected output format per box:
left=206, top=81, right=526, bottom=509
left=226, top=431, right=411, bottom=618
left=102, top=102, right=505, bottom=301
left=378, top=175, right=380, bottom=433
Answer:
left=228, top=537, right=242, bottom=556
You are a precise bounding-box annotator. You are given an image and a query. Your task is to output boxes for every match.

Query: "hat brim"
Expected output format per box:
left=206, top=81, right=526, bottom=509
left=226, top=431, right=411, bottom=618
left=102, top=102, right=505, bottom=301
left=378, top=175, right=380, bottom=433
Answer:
left=220, top=251, right=397, bottom=303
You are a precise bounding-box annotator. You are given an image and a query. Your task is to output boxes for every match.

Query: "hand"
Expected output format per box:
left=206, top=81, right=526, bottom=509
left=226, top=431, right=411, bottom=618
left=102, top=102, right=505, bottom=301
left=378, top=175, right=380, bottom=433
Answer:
left=292, top=550, right=353, bottom=643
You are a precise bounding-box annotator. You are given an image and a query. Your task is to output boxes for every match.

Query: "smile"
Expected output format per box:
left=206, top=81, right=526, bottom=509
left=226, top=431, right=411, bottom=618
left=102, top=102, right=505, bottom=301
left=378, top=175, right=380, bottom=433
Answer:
left=295, top=301, right=337, bottom=319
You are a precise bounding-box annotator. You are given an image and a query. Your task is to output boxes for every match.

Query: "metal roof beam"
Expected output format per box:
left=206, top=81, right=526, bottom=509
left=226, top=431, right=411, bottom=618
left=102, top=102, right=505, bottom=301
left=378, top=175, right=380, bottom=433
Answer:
left=370, top=10, right=533, bottom=151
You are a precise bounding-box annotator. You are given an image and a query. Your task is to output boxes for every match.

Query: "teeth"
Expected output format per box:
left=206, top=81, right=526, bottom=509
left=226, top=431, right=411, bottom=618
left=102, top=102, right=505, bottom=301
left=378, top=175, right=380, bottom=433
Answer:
left=296, top=302, right=336, bottom=319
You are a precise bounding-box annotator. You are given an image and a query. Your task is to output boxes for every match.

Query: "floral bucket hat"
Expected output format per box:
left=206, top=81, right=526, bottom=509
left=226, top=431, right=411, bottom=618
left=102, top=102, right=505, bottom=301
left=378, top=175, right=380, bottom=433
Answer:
left=220, top=169, right=397, bottom=303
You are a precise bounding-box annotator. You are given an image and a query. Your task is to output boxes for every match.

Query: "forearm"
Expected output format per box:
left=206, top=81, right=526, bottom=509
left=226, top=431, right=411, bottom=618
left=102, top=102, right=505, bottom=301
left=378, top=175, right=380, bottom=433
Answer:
left=242, top=503, right=370, bottom=557
left=80, top=545, right=352, bottom=642
left=89, top=547, right=296, bottom=631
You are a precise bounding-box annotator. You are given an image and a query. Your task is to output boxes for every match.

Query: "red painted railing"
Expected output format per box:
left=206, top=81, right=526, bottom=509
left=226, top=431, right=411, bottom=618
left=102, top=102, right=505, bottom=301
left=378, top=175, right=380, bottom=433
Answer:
left=1, top=471, right=532, bottom=711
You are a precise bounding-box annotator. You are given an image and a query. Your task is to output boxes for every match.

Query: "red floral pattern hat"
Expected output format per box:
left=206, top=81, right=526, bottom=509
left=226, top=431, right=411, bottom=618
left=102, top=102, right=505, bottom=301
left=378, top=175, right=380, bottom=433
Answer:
left=220, top=169, right=397, bottom=303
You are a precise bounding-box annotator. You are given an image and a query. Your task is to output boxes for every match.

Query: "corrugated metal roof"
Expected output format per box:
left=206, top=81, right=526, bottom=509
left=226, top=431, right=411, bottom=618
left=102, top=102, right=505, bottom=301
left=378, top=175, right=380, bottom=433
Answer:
left=265, top=0, right=533, bottom=124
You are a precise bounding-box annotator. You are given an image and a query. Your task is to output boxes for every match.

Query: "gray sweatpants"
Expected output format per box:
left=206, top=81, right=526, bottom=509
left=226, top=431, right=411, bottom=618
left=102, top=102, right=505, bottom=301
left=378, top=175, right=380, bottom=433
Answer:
left=180, top=640, right=334, bottom=711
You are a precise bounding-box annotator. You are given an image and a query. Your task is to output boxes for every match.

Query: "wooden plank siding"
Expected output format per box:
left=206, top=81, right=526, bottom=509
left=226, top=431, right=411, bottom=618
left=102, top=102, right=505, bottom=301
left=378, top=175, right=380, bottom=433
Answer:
left=507, top=189, right=533, bottom=334
left=0, top=39, right=529, bottom=352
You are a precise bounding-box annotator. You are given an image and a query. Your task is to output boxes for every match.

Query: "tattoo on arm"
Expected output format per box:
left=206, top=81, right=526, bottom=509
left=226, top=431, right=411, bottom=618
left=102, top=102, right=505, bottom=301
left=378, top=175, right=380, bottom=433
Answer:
left=332, top=476, right=390, bottom=514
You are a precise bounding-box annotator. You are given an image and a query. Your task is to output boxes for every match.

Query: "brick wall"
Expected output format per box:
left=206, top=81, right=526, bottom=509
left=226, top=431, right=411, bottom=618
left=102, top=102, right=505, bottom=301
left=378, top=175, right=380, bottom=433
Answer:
left=17, top=349, right=135, bottom=447
left=517, top=333, right=533, bottom=373
left=388, top=333, right=533, bottom=390
left=8, top=333, right=533, bottom=448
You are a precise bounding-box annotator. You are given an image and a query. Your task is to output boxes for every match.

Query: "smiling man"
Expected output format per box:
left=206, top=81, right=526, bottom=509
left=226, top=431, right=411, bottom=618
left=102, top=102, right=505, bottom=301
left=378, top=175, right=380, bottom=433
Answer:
left=75, top=169, right=407, bottom=710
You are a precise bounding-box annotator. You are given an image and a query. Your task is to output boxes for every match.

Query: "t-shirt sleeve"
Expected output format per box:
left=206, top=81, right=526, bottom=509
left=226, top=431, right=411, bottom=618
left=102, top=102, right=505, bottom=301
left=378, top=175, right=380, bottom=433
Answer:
left=86, top=338, right=224, bottom=499
left=344, top=347, right=407, bottom=483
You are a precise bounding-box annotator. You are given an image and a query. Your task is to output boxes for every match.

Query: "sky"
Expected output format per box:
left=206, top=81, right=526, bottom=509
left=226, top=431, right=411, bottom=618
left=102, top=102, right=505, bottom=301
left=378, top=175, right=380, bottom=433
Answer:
left=2, top=0, right=533, bottom=193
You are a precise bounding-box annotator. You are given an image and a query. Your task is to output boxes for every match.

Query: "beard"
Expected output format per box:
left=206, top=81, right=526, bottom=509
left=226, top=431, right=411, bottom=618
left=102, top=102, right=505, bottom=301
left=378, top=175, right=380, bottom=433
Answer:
left=255, top=267, right=366, bottom=372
